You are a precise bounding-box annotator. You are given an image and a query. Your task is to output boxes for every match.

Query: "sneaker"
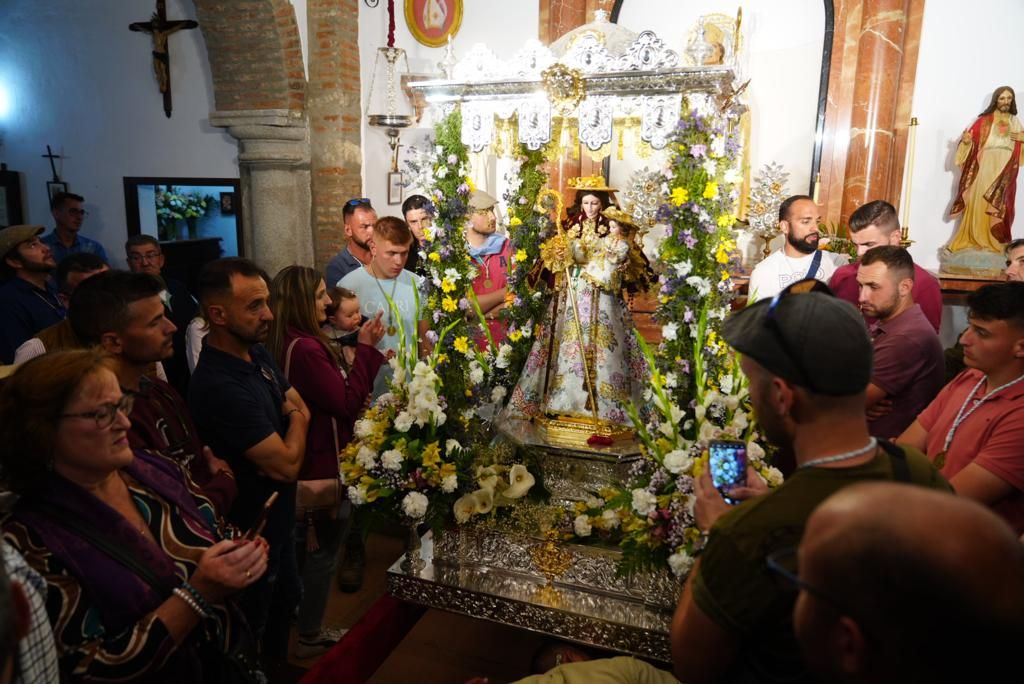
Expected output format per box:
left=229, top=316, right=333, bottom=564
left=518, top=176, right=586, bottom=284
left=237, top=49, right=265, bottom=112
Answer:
left=293, top=627, right=349, bottom=660
left=336, top=537, right=366, bottom=593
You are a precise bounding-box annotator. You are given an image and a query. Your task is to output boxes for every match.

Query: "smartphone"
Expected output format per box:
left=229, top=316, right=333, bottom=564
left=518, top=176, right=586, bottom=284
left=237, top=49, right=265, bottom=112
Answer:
left=709, top=440, right=747, bottom=504
left=244, top=491, right=279, bottom=541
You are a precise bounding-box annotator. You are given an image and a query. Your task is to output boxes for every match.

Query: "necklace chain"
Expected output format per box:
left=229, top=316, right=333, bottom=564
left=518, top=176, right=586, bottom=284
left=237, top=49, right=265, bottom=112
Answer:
left=943, top=372, right=1024, bottom=452
left=799, top=437, right=878, bottom=469
left=367, top=264, right=398, bottom=330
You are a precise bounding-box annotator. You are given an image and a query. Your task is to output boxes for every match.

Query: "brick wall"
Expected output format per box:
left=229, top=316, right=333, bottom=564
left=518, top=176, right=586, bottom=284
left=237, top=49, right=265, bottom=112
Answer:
left=193, top=0, right=305, bottom=113
left=307, top=0, right=364, bottom=274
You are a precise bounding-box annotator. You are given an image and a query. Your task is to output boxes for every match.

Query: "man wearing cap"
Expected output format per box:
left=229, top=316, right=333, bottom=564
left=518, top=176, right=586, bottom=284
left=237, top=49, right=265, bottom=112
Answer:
left=465, top=189, right=512, bottom=347
left=670, top=280, right=950, bottom=684
left=747, top=195, right=846, bottom=301
left=0, top=225, right=65, bottom=363
left=41, top=192, right=108, bottom=264
left=326, top=199, right=378, bottom=287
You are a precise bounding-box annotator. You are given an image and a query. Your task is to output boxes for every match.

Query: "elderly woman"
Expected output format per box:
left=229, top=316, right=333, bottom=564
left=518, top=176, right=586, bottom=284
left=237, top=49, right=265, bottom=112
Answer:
left=0, top=349, right=268, bottom=682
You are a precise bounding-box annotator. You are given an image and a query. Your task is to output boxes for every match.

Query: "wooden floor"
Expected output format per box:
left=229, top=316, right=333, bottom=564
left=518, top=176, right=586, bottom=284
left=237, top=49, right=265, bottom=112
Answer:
left=283, top=530, right=548, bottom=684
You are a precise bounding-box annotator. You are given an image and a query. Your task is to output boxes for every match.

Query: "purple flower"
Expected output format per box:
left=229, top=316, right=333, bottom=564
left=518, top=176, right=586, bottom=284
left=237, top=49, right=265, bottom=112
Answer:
left=458, top=297, right=471, bottom=311
left=689, top=144, right=707, bottom=158
left=679, top=359, right=691, bottom=374
left=457, top=183, right=470, bottom=195
left=683, top=308, right=694, bottom=323
left=425, top=330, right=439, bottom=344
left=432, top=310, right=443, bottom=323
left=447, top=154, right=458, bottom=165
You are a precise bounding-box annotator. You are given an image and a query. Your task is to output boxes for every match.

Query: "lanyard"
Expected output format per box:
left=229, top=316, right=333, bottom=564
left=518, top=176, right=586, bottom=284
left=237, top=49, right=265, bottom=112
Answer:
left=943, top=373, right=1024, bottom=452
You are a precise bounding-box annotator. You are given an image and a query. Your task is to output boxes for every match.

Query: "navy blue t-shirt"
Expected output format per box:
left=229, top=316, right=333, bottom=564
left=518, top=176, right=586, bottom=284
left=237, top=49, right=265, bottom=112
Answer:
left=0, top=277, right=66, bottom=364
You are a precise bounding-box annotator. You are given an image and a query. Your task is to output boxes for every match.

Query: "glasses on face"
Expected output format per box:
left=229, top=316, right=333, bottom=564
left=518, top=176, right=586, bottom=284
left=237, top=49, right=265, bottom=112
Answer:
left=762, top=278, right=833, bottom=393
left=127, top=251, right=162, bottom=263
left=61, top=394, right=135, bottom=430
left=765, top=546, right=846, bottom=609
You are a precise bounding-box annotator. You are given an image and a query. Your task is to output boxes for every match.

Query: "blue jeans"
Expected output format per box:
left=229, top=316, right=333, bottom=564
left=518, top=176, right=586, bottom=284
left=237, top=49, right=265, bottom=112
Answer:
left=294, top=513, right=344, bottom=635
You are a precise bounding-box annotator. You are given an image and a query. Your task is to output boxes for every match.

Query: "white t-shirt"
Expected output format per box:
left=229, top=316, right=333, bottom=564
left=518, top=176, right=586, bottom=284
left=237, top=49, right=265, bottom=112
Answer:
left=747, top=249, right=846, bottom=302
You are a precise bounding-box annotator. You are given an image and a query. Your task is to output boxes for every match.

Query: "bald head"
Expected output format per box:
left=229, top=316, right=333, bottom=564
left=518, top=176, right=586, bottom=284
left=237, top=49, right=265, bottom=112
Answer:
left=796, top=483, right=1024, bottom=682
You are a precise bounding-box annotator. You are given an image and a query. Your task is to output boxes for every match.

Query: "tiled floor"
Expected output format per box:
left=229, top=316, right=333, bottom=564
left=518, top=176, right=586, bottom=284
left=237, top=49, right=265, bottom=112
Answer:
left=285, top=530, right=547, bottom=684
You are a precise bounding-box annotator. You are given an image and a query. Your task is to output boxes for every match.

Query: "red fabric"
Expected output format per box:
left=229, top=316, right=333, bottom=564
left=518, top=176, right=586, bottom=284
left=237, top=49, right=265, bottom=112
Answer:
left=828, top=262, right=943, bottom=333
left=299, top=595, right=425, bottom=684
left=951, top=113, right=1021, bottom=242
left=282, top=328, right=386, bottom=480
left=471, top=237, right=513, bottom=349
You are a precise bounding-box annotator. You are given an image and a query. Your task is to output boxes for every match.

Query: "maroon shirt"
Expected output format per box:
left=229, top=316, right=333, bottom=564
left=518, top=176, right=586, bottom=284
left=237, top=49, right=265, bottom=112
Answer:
left=126, top=376, right=238, bottom=514
left=868, top=303, right=945, bottom=439
left=830, top=262, right=943, bottom=332
left=281, top=328, right=386, bottom=480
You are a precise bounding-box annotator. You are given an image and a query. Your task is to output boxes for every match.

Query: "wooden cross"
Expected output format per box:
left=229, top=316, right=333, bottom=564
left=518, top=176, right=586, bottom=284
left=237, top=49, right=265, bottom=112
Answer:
left=41, top=145, right=63, bottom=182
left=129, top=0, right=198, bottom=118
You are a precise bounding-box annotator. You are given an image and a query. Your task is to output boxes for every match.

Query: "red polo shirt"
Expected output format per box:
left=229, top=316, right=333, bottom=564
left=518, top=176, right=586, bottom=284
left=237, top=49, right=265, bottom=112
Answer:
left=471, top=236, right=512, bottom=349
left=915, top=368, right=1024, bottom=532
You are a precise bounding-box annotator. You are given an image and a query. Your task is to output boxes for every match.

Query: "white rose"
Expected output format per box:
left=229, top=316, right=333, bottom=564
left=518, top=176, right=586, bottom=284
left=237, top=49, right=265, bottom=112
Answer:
left=394, top=411, right=414, bottom=433
left=668, top=550, right=695, bottom=578
left=585, top=496, right=604, bottom=509
left=442, top=473, right=458, bottom=493
left=502, top=464, right=535, bottom=499
left=662, top=322, right=678, bottom=341
left=453, top=493, right=477, bottom=523
left=631, top=488, right=658, bottom=516
left=746, top=441, right=766, bottom=464
left=347, top=485, right=367, bottom=506
left=491, top=386, right=507, bottom=403
left=663, top=449, right=693, bottom=475
left=469, top=365, right=485, bottom=385
left=574, top=515, right=593, bottom=537
left=601, top=509, right=621, bottom=529
left=765, top=467, right=784, bottom=487
left=401, top=491, right=429, bottom=520
left=356, top=446, right=377, bottom=469
left=381, top=449, right=404, bottom=471
left=353, top=419, right=374, bottom=440
left=495, top=344, right=513, bottom=369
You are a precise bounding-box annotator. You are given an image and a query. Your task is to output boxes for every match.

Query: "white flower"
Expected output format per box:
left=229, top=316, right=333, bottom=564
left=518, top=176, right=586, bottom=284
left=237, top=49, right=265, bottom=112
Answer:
left=724, top=394, right=740, bottom=411
left=453, top=493, right=476, bottom=523
left=746, top=441, right=766, bottom=464
left=631, top=488, right=658, bottom=516
left=381, top=449, right=404, bottom=471
left=356, top=446, right=377, bottom=469
left=724, top=167, right=741, bottom=184
left=664, top=449, right=694, bottom=475
left=353, top=419, right=375, bottom=440
left=662, top=322, right=678, bottom=341
left=702, top=158, right=717, bottom=176
left=444, top=267, right=461, bottom=282
left=669, top=404, right=685, bottom=425
left=442, top=473, right=458, bottom=493
left=719, top=375, right=734, bottom=395
left=391, top=359, right=407, bottom=386
left=585, top=496, right=604, bottom=509
left=686, top=276, right=712, bottom=296
left=472, top=488, right=494, bottom=514
left=764, top=466, right=784, bottom=487
left=730, top=410, right=748, bottom=430
left=674, top=260, right=693, bottom=277
left=698, top=421, right=720, bottom=442
left=491, top=386, right=507, bottom=403
left=469, top=364, right=485, bottom=385
left=347, top=485, right=367, bottom=506
left=476, top=465, right=498, bottom=491
left=643, top=388, right=653, bottom=402
left=445, top=439, right=462, bottom=455
left=376, top=392, right=397, bottom=407
left=495, top=344, right=513, bottom=369
left=394, top=411, right=414, bottom=433
left=502, top=464, right=535, bottom=499
left=710, top=135, right=726, bottom=157
left=695, top=404, right=707, bottom=422
left=402, top=491, right=429, bottom=520
left=436, top=166, right=449, bottom=179
left=658, top=421, right=675, bottom=438
left=664, top=372, right=678, bottom=389
left=601, top=509, right=621, bottom=529
left=573, top=515, right=592, bottom=537
left=668, top=550, right=695, bottom=578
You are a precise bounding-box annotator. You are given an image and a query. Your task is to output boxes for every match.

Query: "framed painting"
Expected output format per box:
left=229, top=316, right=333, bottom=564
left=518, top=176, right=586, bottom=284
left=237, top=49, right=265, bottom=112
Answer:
left=405, top=0, right=462, bottom=48
left=0, top=166, right=24, bottom=226
left=387, top=172, right=404, bottom=205
left=46, top=180, right=68, bottom=203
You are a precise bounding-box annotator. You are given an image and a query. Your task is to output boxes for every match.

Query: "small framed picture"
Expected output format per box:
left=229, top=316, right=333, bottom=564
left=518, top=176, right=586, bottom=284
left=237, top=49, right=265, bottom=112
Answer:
left=46, top=180, right=69, bottom=202
left=219, top=191, right=235, bottom=215
left=387, top=172, right=404, bottom=206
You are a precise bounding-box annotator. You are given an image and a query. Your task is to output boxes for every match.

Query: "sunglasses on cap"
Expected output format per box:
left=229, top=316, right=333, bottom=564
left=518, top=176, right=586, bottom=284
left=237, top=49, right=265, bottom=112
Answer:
left=762, top=278, right=833, bottom=393
left=345, top=198, right=371, bottom=207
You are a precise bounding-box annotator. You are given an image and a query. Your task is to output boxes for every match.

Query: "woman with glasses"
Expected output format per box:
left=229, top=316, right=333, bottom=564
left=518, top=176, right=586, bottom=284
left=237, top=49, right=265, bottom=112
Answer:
left=266, top=265, right=385, bottom=658
left=0, top=350, right=267, bottom=682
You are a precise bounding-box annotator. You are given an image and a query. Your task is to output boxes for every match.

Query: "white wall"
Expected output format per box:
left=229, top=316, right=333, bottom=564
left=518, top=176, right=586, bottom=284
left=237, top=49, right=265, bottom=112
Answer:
left=357, top=0, right=540, bottom=215
left=901, top=0, right=1024, bottom=272
left=0, top=0, right=238, bottom=268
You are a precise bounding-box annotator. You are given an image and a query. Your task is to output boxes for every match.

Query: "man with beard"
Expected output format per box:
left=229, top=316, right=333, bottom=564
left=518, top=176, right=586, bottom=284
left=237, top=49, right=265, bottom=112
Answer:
left=671, top=279, right=949, bottom=684
left=747, top=195, right=845, bottom=301
left=829, top=200, right=942, bottom=332
left=1006, top=238, right=1024, bottom=281
left=41, top=192, right=108, bottom=264
left=855, top=247, right=944, bottom=438
left=0, top=225, right=65, bottom=363
left=326, top=199, right=378, bottom=286
left=465, top=189, right=511, bottom=347
left=68, top=270, right=236, bottom=514
left=188, top=257, right=309, bottom=666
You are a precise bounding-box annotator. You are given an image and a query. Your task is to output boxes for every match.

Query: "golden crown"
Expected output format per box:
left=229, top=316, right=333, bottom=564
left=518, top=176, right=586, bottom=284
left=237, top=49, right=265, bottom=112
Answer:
left=566, top=175, right=617, bottom=192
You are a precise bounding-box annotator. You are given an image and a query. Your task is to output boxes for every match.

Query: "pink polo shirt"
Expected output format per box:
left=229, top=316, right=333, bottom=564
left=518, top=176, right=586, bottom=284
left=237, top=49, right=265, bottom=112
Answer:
left=471, top=236, right=512, bottom=349
left=916, top=368, right=1024, bottom=532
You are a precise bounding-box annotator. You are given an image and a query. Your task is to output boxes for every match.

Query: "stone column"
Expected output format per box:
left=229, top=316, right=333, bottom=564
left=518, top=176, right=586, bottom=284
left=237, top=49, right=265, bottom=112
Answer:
left=210, top=110, right=313, bottom=275
left=840, top=0, right=911, bottom=222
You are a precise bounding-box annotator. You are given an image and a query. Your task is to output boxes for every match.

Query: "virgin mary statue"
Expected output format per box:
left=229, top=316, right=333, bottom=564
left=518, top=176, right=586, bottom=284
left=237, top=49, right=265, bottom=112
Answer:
left=504, top=178, right=652, bottom=439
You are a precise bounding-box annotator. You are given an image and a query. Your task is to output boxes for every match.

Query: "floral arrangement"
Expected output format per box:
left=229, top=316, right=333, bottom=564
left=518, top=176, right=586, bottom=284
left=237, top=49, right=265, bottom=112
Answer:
left=156, top=186, right=213, bottom=227
left=817, top=221, right=859, bottom=262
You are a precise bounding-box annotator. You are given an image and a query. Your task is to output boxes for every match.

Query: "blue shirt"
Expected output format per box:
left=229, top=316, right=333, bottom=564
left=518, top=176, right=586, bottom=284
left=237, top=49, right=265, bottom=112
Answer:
left=325, top=247, right=364, bottom=288
left=0, top=277, right=66, bottom=363
left=40, top=229, right=108, bottom=264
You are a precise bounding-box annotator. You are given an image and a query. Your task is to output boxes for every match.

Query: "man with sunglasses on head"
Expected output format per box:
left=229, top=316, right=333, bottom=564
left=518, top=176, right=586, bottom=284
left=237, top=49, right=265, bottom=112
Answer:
left=41, top=192, right=108, bottom=265
left=747, top=195, right=846, bottom=302
left=326, top=198, right=378, bottom=287
left=671, top=279, right=949, bottom=684
left=790, top=482, right=1024, bottom=683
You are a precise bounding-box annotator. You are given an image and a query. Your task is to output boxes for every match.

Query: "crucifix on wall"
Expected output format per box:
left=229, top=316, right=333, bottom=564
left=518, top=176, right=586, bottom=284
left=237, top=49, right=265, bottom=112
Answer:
left=129, top=0, right=199, bottom=118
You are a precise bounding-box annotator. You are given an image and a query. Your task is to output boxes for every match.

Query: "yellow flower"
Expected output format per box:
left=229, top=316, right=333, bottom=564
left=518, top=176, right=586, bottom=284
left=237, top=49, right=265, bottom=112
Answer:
left=715, top=248, right=730, bottom=264
left=428, top=252, right=441, bottom=263
left=453, top=336, right=469, bottom=354
left=716, top=214, right=735, bottom=228
left=442, top=296, right=458, bottom=312
left=439, top=462, right=457, bottom=479
left=437, top=353, right=448, bottom=364
left=466, top=177, right=476, bottom=192
left=720, top=269, right=731, bottom=282
left=510, top=216, right=523, bottom=227
left=441, top=277, right=456, bottom=293
left=465, top=389, right=473, bottom=397
left=508, top=329, right=523, bottom=342
left=670, top=187, right=690, bottom=206
left=703, top=182, right=719, bottom=200
left=515, top=249, right=528, bottom=262
left=423, top=227, right=435, bottom=241
left=421, top=442, right=441, bottom=468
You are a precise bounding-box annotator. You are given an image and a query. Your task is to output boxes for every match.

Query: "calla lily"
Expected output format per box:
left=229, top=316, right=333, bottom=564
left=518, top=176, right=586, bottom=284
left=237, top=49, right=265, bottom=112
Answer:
left=453, top=494, right=476, bottom=523
left=501, top=464, right=535, bottom=499
left=476, top=465, right=499, bottom=491
left=472, top=488, right=494, bottom=514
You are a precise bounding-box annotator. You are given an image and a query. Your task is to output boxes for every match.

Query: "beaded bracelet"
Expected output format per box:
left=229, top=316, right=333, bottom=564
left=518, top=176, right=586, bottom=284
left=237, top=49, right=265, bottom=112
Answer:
left=172, top=587, right=208, bottom=619
left=180, top=581, right=213, bottom=617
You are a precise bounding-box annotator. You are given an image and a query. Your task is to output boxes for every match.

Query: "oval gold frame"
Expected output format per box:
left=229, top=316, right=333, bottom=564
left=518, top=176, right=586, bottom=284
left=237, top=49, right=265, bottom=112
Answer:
left=405, top=0, right=464, bottom=48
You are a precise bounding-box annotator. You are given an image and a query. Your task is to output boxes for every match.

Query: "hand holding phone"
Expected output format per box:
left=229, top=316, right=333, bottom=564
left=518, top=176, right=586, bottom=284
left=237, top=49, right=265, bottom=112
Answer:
left=244, top=491, right=279, bottom=541
left=709, top=440, right=747, bottom=505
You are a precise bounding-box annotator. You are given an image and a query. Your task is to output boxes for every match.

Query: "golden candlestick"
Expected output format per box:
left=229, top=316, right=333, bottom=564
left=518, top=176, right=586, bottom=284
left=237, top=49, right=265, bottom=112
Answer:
left=900, top=117, right=919, bottom=248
